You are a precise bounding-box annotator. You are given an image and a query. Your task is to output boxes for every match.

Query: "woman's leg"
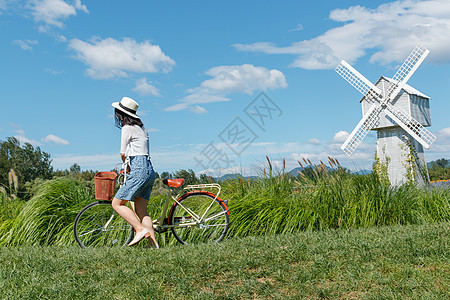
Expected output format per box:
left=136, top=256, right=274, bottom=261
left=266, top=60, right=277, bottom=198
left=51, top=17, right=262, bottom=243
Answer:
left=134, top=196, right=159, bottom=248
left=111, top=197, right=144, bottom=232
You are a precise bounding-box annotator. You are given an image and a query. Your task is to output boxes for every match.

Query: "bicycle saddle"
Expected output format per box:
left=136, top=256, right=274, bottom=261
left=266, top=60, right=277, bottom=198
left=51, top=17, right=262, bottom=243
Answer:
left=163, top=178, right=185, bottom=188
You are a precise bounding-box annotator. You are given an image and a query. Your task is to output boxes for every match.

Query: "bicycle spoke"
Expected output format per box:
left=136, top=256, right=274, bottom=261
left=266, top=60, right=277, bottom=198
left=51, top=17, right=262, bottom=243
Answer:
left=74, top=201, right=133, bottom=248
left=204, top=210, right=227, bottom=222
left=199, top=223, right=228, bottom=228
left=200, top=198, right=219, bottom=220
left=78, top=228, right=102, bottom=237
left=174, top=201, right=201, bottom=221
left=170, top=193, right=229, bottom=245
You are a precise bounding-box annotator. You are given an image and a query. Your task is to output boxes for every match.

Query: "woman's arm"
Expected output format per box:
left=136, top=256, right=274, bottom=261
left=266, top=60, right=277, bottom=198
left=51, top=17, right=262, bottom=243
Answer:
left=120, top=126, right=131, bottom=163
left=121, top=153, right=130, bottom=173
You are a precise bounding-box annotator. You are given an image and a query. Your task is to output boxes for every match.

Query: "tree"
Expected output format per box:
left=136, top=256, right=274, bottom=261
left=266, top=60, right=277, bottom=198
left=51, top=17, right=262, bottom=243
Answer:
left=172, top=169, right=199, bottom=185
left=160, top=172, right=172, bottom=179
left=432, top=158, right=449, bottom=168
left=429, top=158, right=450, bottom=181
left=69, top=163, right=81, bottom=175
left=0, top=137, right=53, bottom=197
left=54, top=163, right=97, bottom=182
left=199, top=174, right=211, bottom=184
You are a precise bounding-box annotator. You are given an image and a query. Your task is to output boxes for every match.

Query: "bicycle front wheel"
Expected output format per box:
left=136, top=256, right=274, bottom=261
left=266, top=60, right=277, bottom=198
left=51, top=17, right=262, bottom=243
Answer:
left=74, top=201, right=134, bottom=248
left=169, top=192, right=229, bottom=245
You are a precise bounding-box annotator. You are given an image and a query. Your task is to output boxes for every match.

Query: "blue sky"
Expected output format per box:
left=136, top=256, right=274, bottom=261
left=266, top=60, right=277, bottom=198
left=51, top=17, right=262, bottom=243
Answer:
left=1, top=0, right=449, bottom=176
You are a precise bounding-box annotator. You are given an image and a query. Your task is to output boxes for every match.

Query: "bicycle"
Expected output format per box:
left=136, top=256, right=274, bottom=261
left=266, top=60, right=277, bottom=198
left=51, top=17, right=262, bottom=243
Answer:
left=73, top=164, right=230, bottom=248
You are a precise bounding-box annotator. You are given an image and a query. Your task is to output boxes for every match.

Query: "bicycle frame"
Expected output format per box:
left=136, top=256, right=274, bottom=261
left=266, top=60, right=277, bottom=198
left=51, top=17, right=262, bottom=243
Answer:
left=118, top=163, right=225, bottom=232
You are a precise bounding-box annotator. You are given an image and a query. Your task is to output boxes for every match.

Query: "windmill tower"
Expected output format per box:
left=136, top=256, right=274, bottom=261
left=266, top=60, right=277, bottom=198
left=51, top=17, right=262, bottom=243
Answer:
left=335, top=45, right=436, bottom=185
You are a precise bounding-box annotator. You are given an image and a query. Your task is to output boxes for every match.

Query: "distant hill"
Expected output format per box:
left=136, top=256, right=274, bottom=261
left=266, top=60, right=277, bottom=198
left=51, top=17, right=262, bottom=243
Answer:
left=216, top=173, right=258, bottom=181
left=216, top=166, right=372, bottom=181
left=353, top=169, right=372, bottom=175
left=288, top=167, right=304, bottom=177
left=212, top=159, right=450, bottom=181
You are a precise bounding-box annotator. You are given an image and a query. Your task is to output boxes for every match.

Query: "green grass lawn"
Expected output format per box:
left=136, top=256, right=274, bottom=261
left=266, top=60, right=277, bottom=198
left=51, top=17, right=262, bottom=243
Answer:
left=1, top=222, right=448, bottom=299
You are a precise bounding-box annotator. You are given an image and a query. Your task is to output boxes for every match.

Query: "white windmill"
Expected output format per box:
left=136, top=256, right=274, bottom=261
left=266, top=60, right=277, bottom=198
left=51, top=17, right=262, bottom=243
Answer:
left=335, top=45, right=436, bottom=185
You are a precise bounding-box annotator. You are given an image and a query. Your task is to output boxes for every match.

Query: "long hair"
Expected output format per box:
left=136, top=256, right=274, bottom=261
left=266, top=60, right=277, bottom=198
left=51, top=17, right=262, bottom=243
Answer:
left=114, top=108, right=144, bottom=129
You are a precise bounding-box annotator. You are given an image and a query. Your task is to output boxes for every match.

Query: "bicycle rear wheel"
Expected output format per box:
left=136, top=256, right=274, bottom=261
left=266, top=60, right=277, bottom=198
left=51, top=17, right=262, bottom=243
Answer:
left=169, top=192, right=229, bottom=245
left=74, top=201, right=134, bottom=248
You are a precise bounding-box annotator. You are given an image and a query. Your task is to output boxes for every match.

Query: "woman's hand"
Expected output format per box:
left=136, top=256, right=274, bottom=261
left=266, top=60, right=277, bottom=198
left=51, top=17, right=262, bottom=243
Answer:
left=120, top=154, right=130, bottom=174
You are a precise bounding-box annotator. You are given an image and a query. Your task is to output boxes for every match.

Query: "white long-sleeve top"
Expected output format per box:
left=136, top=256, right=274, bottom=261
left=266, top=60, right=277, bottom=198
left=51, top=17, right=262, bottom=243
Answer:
left=120, top=125, right=149, bottom=157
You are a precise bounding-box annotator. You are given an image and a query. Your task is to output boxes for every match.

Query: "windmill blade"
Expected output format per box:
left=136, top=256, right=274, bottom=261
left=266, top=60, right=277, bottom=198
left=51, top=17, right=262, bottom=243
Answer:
left=341, top=104, right=382, bottom=156
left=336, top=60, right=382, bottom=100
left=385, top=104, right=436, bottom=149
left=385, top=45, right=430, bottom=101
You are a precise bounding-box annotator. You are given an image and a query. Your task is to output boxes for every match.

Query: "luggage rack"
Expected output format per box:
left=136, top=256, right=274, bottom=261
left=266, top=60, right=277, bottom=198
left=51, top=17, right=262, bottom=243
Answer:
left=178, top=183, right=222, bottom=202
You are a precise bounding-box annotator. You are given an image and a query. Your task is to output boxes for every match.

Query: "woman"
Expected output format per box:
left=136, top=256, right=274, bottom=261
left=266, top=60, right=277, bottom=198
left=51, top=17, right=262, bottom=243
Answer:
left=111, top=96, right=158, bottom=248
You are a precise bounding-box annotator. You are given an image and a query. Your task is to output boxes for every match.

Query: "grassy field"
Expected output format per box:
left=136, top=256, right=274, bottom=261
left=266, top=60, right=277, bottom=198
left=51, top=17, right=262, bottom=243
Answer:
left=0, top=163, right=448, bottom=298
left=1, top=222, right=448, bottom=299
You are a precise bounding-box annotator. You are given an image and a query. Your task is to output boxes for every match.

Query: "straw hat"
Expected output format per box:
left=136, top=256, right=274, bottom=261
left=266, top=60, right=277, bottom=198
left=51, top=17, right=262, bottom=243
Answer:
left=112, top=97, right=140, bottom=119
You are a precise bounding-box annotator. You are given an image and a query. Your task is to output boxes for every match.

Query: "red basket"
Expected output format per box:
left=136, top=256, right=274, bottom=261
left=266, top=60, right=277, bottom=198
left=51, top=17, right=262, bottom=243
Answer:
left=94, top=172, right=117, bottom=200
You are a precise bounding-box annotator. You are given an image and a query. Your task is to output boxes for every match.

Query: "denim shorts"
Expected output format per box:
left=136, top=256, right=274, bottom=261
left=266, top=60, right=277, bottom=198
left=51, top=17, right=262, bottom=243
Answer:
left=115, top=155, right=155, bottom=201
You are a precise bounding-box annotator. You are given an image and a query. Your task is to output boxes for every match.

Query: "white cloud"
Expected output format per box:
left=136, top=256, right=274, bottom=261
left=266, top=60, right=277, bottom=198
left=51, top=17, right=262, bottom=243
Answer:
left=198, top=165, right=254, bottom=178
left=164, top=90, right=230, bottom=113
left=427, top=127, right=450, bottom=158
left=69, top=37, right=175, bottom=79
left=132, top=78, right=161, bottom=97
left=29, top=0, right=88, bottom=29
left=51, top=153, right=118, bottom=170
left=438, top=127, right=450, bottom=138
left=233, top=42, right=301, bottom=55
left=234, top=0, right=450, bottom=69
left=12, top=39, right=38, bottom=51
left=147, top=128, right=161, bottom=132
left=8, top=124, right=68, bottom=147
left=56, top=34, right=67, bottom=42
left=291, top=151, right=342, bottom=165
left=201, top=65, right=287, bottom=94
left=14, top=135, right=43, bottom=146
left=189, top=105, right=208, bottom=114
left=289, top=24, right=303, bottom=32
left=165, top=64, right=287, bottom=113
left=41, top=134, right=69, bottom=145
left=308, top=138, right=321, bottom=145
left=332, top=130, right=350, bottom=143
left=73, top=0, right=88, bottom=13
left=44, top=68, right=64, bottom=74
left=14, top=128, right=25, bottom=136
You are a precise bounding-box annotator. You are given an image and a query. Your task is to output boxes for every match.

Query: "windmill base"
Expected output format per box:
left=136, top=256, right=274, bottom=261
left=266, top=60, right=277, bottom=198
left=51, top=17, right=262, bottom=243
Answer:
left=376, top=127, right=430, bottom=186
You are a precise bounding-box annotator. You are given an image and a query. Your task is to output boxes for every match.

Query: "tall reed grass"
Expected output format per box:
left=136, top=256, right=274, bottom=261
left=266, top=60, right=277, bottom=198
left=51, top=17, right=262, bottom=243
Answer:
left=0, top=159, right=448, bottom=246
left=0, top=188, right=24, bottom=233
left=224, top=157, right=449, bottom=237
left=0, top=178, right=92, bottom=246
